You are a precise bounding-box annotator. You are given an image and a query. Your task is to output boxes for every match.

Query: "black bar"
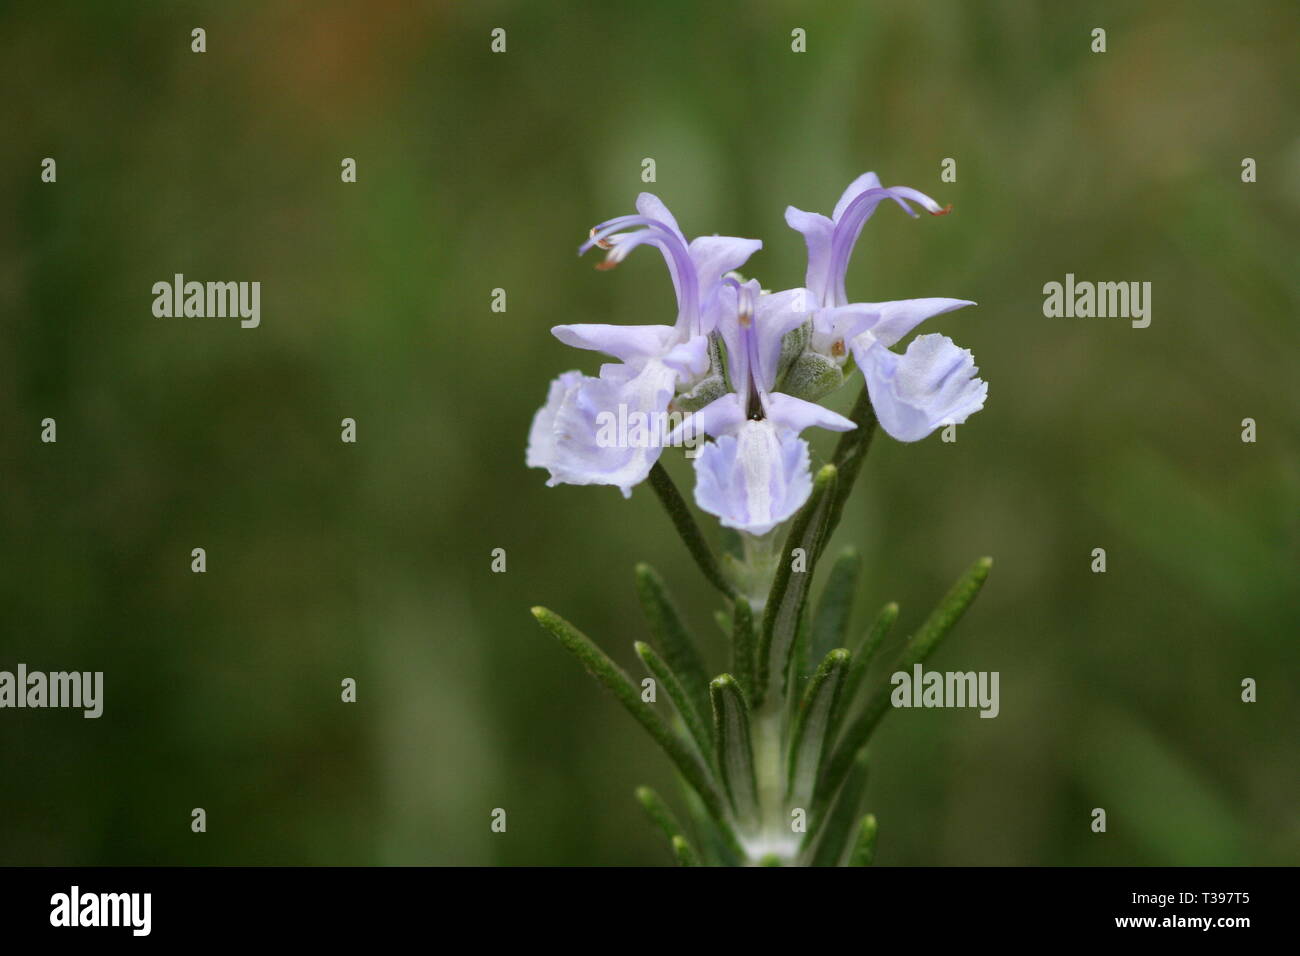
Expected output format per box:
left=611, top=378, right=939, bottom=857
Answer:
left=1, top=866, right=1286, bottom=942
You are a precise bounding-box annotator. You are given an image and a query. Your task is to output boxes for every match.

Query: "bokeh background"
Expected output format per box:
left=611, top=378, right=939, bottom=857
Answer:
left=1, top=0, right=1296, bottom=865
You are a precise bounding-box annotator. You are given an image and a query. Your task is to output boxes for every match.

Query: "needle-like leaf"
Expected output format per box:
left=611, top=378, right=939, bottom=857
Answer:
left=810, top=547, right=862, bottom=664
left=672, top=835, right=701, bottom=866
left=648, top=462, right=737, bottom=599
left=847, top=814, right=879, bottom=867
left=636, top=641, right=713, bottom=764
left=816, top=556, right=992, bottom=806
left=713, top=608, right=732, bottom=638
left=710, top=674, right=758, bottom=827
left=806, top=748, right=870, bottom=867
left=679, top=778, right=742, bottom=865
left=828, top=601, right=899, bottom=740
left=791, top=602, right=813, bottom=691
left=531, top=606, right=726, bottom=823
left=731, top=598, right=757, bottom=702
left=635, top=785, right=689, bottom=856
left=636, top=563, right=712, bottom=724
left=787, top=648, right=850, bottom=809
left=755, top=464, right=837, bottom=708
left=783, top=606, right=811, bottom=738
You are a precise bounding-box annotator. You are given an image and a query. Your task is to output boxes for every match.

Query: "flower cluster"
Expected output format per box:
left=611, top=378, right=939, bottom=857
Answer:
left=528, top=173, right=987, bottom=537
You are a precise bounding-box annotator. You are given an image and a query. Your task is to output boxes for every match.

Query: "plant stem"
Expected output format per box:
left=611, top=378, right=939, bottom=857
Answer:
left=739, top=705, right=800, bottom=864
left=825, top=384, right=879, bottom=540
left=648, top=462, right=738, bottom=600
left=736, top=528, right=781, bottom=612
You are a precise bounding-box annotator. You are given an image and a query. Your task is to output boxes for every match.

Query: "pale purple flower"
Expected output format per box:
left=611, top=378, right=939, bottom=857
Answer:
left=557, top=193, right=761, bottom=381
left=786, top=173, right=987, bottom=442
left=527, top=362, right=678, bottom=497
left=527, top=194, right=761, bottom=496
left=676, top=280, right=855, bottom=536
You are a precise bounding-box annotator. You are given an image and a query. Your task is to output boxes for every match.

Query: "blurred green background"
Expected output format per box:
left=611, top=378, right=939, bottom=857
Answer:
left=2, top=0, right=1296, bottom=865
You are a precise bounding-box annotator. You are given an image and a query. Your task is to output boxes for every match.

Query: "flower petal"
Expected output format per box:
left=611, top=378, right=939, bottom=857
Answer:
left=689, top=235, right=763, bottom=296
left=811, top=304, right=879, bottom=359
left=527, top=370, right=584, bottom=473
left=752, top=288, right=816, bottom=389
left=763, top=392, right=856, bottom=434
left=636, top=192, right=684, bottom=239
left=661, top=334, right=711, bottom=380
left=551, top=323, right=678, bottom=363
left=666, top=392, right=745, bottom=445
left=850, top=297, right=975, bottom=349
left=832, top=172, right=883, bottom=221
left=693, top=421, right=813, bottom=536
left=538, top=361, right=678, bottom=496
left=783, top=206, right=835, bottom=306
left=860, top=334, right=988, bottom=442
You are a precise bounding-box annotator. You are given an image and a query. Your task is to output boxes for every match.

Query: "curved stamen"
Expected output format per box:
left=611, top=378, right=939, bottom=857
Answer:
left=827, top=185, right=949, bottom=306
left=579, top=214, right=656, bottom=250
left=579, top=215, right=700, bottom=335
left=734, top=282, right=765, bottom=421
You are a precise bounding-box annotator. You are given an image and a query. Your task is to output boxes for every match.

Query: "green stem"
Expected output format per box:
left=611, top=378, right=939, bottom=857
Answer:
left=825, top=385, right=879, bottom=541
left=739, top=705, right=801, bottom=865
left=648, top=462, right=738, bottom=600
left=736, top=528, right=781, bottom=611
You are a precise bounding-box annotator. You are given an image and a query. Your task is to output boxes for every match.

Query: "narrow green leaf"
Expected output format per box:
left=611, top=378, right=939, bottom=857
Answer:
left=816, top=556, right=992, bottom=805
left=679, top=777, right=742, bottom=866
left=787, top=648, right=850, bottom=809
left=635, top=564, right=712, bottom=724
left=672, top=835, right=701, bottom=866
left=847, top=814, right=879, bottom=867
left=531, top=606, right=726, bottom=822
left=828, top=601, right=899, bottom=741
left=791, top=601, right=813, bottom=690
left=907, top=557, right=993, bottom=662
left=810, top=548, right=862, bottom=663
left=755, top=464, right=838, bottom=708
left=825, top=385, right=879, bottom=540
left=633, top=785, right=693, bottom=865
left=635, top=786, right=685, bottom=843
left=713, top=608, right=732, bottom=638
left=783, top=605, right=814, bottom=738
left=648, top=462, right=737, bottom=599
left=806, top=748, right=870, bottom=867
left=730, top=598, right=756, bottom=702
left=635, top=641, right=713, bottom=763
left=710, top=674, right=758, bottom=826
